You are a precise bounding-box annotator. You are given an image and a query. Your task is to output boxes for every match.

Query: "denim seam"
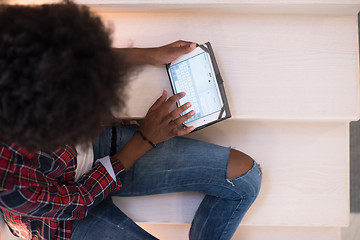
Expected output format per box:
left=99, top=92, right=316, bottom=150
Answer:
left=120, top=181, right=244, bottom=200
left=219, top=197, right=244, bottom=240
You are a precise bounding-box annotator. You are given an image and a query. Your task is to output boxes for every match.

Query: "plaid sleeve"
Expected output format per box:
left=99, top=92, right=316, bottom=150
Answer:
left=0, top=146, right=125, bottom=221
left=110, top=156, right=126, bottom=188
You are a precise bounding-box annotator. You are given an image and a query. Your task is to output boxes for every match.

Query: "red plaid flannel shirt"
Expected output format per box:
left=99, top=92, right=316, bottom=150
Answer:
left=0, top=142, right=125, bottom=240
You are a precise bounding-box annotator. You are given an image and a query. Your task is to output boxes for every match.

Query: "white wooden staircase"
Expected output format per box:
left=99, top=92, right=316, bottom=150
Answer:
left=2, top=1, right=359, bottom=240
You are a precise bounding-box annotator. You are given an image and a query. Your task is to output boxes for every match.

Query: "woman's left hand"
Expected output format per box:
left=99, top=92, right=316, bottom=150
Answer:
left=115, top=40, right=197, bottom=66
left=149, top=40, right=197, bottom=65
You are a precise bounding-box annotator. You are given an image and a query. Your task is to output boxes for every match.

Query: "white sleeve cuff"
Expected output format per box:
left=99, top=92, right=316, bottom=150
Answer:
left=95, top=156, right=117, bottom=183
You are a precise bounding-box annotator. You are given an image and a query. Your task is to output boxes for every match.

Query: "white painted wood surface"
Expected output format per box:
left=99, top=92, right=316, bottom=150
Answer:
left=96, top=12, right=360, bottom=122
left=7, top=0, right=360, bottom=15
left=113, top=120, right=349, bottom=227
left=0, top=214, right=342, bottom=240
left=138, top=223, right=341, bottom=240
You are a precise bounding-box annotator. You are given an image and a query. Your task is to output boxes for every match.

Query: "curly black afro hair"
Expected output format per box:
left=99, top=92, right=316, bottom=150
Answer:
left=0, top=1, right=129, bottom=151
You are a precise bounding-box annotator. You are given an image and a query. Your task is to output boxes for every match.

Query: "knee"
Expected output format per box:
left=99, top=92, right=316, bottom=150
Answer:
left=226, top=149, right=262, bottom=199
left=226, top=149, right=256, bottom=179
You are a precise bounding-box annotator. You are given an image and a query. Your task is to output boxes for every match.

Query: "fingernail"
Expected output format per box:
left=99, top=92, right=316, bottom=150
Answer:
left=186, top=102, right=191, bottom=107
left=189, top=126, right=195, bottom=131
left=190, top=42, right=196, bottom=48
left=181, top=92, right=186, bottom=97
left=190, top=110, right=195, bottom=116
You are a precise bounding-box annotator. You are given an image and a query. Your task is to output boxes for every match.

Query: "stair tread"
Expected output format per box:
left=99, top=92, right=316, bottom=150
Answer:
left=113, top=121, right=349, bottom=226
left=100, top=13, right=360, bottom=121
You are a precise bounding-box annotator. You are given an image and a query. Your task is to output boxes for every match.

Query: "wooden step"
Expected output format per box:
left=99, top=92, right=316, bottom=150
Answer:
left=138, top=223, right=342, bottom=240
left=93, top=11, right=359, bottom=122
left=9, top=1, right=360, bottom=15
left=0, top=215, right=342, bottom=240
left=8, top=3, right=360, bottom=122
left=113, top=120, right=349, bottom=227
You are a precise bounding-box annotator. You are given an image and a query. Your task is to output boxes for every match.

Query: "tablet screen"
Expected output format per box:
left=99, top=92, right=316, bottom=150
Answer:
left=169, top=52, right=222, bottom=124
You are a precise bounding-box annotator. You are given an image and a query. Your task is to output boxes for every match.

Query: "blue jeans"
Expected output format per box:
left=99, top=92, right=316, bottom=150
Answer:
left=70, top=125, right=262, bottom=240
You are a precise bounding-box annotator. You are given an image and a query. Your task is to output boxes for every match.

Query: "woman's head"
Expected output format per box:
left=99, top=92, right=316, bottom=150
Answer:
left=0, top=1, right=129, bottom=150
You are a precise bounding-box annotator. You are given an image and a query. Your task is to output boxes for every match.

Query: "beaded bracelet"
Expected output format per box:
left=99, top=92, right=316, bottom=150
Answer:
left=134, top=130, right=157, bottom=148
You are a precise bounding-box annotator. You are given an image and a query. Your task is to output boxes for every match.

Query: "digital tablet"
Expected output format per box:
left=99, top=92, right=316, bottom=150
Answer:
left=166, top=42, right=231, bottom=131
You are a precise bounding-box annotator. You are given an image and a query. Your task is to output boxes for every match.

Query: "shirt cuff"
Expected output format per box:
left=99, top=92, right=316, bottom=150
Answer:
left=109, top=156, right=126, bottom=185
left=95, top=156, right=117, bottom=183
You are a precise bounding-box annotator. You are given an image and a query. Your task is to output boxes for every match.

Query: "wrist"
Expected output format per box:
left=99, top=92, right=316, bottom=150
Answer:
left=140, top=47, right=158, bottom=65
left=132, top=48, right=158, bottom=66
left=114, top=133, right=152, bottom=171
left=113, top=48, right=156, bottom=66
left=134, top=130, right=157, bottom=148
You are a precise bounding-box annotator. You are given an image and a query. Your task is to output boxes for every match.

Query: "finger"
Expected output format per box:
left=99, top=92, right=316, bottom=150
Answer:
left=167, top=101, right=192, bottom=122
left=174, top=40, right=196, bottom=48
left=172, top=125, right=195, bottom=137
left=148, top=90, right=167, bottom=112
left=168, top=40, right=197, bottom=55
left=184, top=42, right=197, bottom=53
left=171, top=40, right=197, bottom=54
left=162, top=92, right=186, bottom=110
left=173, top=110, right=195, bottom=126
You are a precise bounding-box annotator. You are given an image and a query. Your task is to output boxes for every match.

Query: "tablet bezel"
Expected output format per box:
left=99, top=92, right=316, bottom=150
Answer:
left=167, top=46, right=225, bottom=129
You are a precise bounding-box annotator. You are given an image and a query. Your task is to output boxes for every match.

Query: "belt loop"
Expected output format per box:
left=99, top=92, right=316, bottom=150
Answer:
left=110, top=126, right=117, bottom=156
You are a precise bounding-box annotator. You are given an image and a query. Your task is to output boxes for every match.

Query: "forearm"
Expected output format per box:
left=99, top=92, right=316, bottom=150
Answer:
left=113, top=40, right=196, bottom=67
left=0, top=141, right=149, bottom=221
left=113, top=132, right=153, bottom=171
left=0, top=163, right=118, bottom=220
left=113, top=47, right=157, bottom=66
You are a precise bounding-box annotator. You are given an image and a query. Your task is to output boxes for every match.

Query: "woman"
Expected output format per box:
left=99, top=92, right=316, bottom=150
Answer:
left=0, top=1, right=261, bottom=239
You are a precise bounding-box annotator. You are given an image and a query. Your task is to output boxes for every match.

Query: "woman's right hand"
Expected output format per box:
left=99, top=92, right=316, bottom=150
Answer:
left=139, top=90, right=195, bottom=146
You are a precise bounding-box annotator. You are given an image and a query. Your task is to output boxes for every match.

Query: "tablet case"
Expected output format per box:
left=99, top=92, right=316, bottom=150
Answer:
left=166, top=42, right=231, bottom=131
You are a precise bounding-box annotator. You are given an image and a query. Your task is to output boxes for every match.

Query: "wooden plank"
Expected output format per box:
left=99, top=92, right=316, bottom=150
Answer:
left=4, top=3, right=359, bottom=121
left=0, top=219, right=342, bottom=240
left=96, top=12, right=360, bottom=121
left=113, top=121, right=349, bottom=226
left=87, top=0, right=360, bottom=15
left=6, top=1, right=360, bottom=15
left=0, top=215, right=343, bottom=240
left=137, top=223, right=341, bottom=240
left=8, top=0, right=360, bottom=4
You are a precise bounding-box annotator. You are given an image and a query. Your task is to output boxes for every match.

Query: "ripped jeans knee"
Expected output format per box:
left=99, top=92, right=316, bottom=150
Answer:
left=226, top=160, right=262, bottom=200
